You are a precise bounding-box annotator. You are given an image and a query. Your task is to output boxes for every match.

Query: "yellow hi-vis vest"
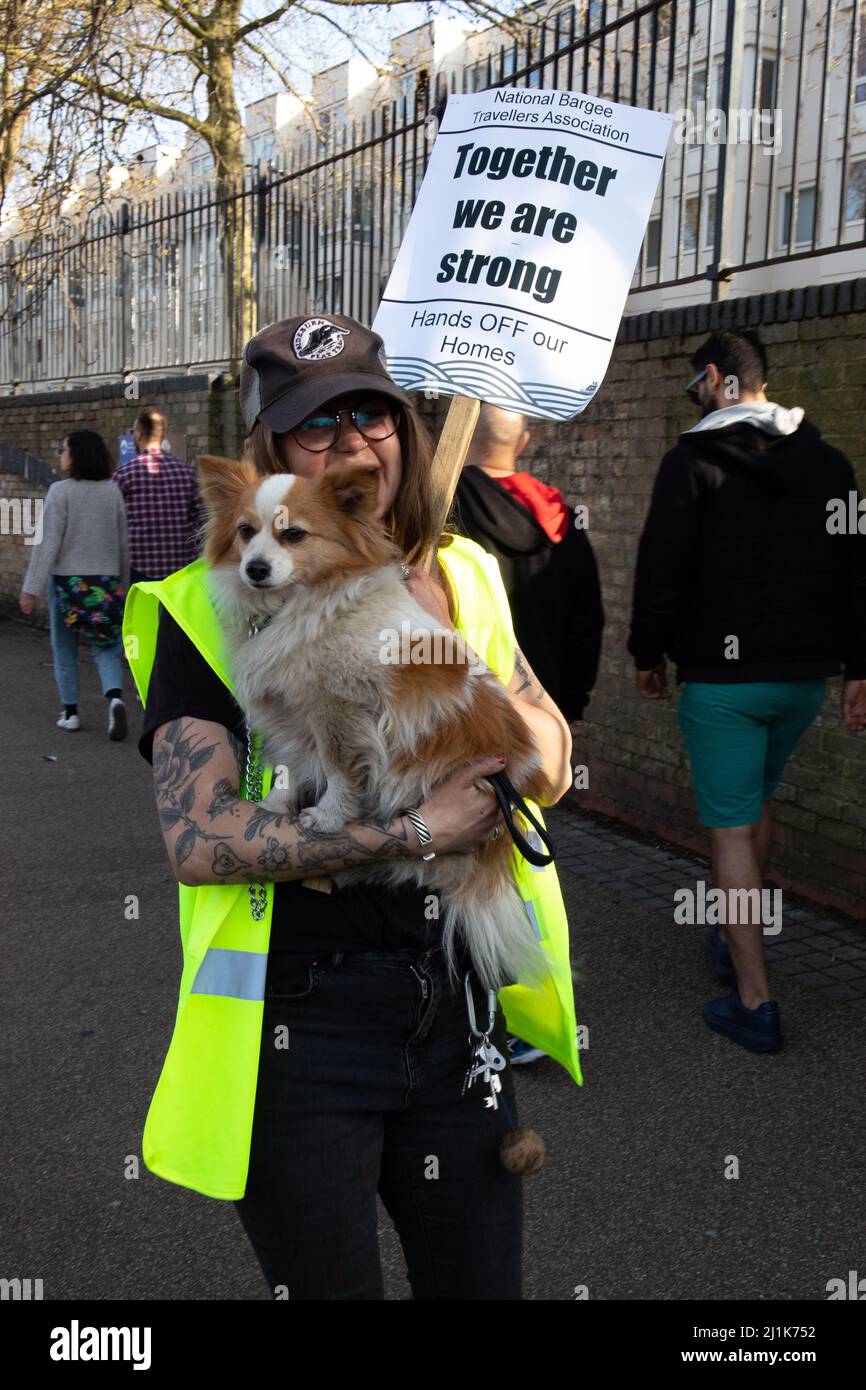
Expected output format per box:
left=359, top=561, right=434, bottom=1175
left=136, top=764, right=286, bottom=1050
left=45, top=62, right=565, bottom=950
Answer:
left=123, top=534, right=582, bottom=1200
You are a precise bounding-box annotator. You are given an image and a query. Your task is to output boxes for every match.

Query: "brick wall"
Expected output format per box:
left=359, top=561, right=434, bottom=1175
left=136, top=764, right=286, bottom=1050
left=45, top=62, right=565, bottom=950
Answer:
left=0, top=469, right=52, bottom=626
left=0, top=373, right=241, bottom=624
left=1, top=282, right=863, bottom=912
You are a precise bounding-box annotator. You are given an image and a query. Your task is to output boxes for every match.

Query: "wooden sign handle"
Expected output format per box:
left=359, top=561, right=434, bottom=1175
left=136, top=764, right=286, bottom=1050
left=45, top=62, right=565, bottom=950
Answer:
left=420, top=394, right=480, bottom=575
left=302, top=394, right=480, bottom=893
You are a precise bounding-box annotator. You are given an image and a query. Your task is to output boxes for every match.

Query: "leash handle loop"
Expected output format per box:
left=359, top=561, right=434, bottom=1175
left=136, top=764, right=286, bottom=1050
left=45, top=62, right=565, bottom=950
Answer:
left=483, top=769, right=557, bottom=867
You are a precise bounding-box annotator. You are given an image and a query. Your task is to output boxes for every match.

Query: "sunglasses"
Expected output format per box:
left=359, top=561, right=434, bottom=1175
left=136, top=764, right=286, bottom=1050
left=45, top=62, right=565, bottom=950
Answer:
left=290, top=399, right=401, bottom=453
left=685, top=368, right=708, bottom=404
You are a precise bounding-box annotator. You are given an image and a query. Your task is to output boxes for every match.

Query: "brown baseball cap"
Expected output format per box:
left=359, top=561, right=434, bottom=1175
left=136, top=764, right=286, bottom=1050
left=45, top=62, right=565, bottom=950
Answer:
left=239, top=313, right=414, bottom=433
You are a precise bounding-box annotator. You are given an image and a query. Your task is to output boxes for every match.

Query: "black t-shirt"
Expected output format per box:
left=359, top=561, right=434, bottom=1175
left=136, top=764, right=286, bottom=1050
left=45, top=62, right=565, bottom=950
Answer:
left=139, top=605, right=444, bottom=972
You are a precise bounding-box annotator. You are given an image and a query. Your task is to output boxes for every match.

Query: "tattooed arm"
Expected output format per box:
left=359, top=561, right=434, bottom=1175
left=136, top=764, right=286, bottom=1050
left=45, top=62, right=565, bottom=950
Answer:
left=152, top=717, right=505, bottom=887
left=502, top=645, right=573, bottom=806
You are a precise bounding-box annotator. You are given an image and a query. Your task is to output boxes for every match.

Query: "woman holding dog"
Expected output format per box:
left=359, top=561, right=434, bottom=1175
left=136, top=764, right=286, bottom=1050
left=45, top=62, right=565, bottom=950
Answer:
left=124, top=313, right=581, bottom=1300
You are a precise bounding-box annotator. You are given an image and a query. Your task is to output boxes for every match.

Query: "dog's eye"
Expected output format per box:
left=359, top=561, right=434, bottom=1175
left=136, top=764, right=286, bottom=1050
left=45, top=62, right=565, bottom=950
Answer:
left=278, top=527, right=307, bottom=545
left=237, top=523, right=257, bottom=542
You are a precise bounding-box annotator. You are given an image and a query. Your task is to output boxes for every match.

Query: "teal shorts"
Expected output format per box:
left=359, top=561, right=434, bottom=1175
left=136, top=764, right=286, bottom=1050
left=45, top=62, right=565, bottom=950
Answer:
left=677, top=680, right=827, bottom=828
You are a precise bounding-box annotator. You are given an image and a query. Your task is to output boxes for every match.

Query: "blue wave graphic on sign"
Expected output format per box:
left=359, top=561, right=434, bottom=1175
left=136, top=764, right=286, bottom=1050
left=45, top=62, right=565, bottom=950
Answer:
left=386, top=357, right=599, bottom=419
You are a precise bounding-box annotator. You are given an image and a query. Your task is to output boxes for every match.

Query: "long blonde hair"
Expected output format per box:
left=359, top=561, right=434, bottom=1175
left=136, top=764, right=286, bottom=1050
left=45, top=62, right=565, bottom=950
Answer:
left=243, top=400, right=458, bottom=622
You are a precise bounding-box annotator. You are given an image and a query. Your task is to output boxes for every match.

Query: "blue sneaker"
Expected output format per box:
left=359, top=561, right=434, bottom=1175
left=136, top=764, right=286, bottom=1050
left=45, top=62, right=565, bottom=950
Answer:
left=703, top=989, right=783, bottom=1053
left=706, top=925, right=736, bottom=984
left=506, top=1035, right=547, bottom=1065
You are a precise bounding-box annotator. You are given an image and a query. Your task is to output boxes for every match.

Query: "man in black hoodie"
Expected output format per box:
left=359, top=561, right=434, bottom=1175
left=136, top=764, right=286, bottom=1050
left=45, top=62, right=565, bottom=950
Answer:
left=452, top=404, right=604, bottom=724
left=629, top=329, right=866, bottom=1054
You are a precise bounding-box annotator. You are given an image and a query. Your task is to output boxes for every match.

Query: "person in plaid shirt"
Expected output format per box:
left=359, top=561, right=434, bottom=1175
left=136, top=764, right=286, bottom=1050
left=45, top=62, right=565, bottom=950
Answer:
left=114, top=409, right=206, bottom=582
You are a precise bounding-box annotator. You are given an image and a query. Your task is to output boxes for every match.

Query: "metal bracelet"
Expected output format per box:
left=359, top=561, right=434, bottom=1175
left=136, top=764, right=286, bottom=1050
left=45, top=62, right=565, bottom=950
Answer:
left=405, top=806, right=436, bottom=861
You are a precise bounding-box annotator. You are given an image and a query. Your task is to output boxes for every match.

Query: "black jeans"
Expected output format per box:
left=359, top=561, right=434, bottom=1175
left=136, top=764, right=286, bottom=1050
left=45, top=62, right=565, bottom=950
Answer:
left=234, top=943, right=523, bottom=1300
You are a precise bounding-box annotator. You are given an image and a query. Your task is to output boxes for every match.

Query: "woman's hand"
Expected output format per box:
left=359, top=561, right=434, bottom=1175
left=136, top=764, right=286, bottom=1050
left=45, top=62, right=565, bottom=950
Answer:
left=414, top=755, right=507, bottom=854
left=403, top=564, right=452, bottom=627
left=19, top=591, right=35, bottom=617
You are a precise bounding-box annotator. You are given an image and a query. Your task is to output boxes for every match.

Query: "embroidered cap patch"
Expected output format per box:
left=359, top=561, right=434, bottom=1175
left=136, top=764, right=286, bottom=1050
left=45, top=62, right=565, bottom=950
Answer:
left=292, top=318, right=352, bottom=362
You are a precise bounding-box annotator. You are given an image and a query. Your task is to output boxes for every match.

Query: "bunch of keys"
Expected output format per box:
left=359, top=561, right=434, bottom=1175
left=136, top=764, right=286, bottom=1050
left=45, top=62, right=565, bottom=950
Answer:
left=462, top=973, right=507, bottom=1110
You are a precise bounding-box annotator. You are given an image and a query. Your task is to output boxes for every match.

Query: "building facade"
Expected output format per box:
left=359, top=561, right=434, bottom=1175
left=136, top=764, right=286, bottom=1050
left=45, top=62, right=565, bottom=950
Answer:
left=1, top=0, right=864, bottom=391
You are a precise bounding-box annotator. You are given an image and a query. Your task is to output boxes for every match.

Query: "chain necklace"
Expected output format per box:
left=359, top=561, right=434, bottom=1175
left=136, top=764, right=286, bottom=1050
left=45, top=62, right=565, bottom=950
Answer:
left=244, top=720, right=268, bottom=921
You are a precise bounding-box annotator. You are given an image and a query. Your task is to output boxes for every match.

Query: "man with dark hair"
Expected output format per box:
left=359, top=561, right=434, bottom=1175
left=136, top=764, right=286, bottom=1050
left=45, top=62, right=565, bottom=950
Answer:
left=629, top=330, right=866, bottom=1053
left=689, top=328, right=768, bottom=393
left=114, top=409, right=206, bottom=583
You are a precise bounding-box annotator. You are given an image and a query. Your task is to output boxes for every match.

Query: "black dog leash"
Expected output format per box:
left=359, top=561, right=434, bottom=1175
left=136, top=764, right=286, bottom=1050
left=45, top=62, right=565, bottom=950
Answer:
left=483, top=769, right=556, bottom=867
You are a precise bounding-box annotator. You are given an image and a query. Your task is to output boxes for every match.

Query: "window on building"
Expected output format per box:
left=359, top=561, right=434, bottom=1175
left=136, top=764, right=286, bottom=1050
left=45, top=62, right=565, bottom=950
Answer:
left=689, top=61, right=723, bottom=117
left=190, top=153, right=214, bottom=184
left=684, top=192, right=717, bottom=252
left=684, top=198, right=698, bottom=252
left=779, top=185, right=817, bottom=246
left=704, top=192, right=718, bottom=249
left=857, top=12, right=866, bottom=105
left=588, top=1, right=605, bottom=31
left=400, top=71, right=416, bottom=111
left=846, top=160, right=866, bottom=223
left=351, top=182, right=372, bottom=244
left=466, top=59, right=486, bottom=92
left=690, top=67, right=707, bottom=115
left=759, top=57, right=776, bottom=110
left=756, top=57, right=777, bottom=143
left=66, top=268, right=85, bottom=309
left=497, top=46, right=516, bottom=81
left=644, top=216, right=661, bottom=270
left=250, top=133, right=275, bottom=168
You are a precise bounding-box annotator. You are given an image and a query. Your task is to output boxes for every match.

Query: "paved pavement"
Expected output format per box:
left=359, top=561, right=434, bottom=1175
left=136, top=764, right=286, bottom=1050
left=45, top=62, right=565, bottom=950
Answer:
left=2, top=616, right=865, bottom=1301
left=555, top=812, right=866, bottom=1010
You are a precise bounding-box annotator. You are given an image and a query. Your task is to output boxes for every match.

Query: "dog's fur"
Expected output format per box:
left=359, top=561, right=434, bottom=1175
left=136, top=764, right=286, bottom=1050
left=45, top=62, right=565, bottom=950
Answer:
left=197, top=453, right=551, bottom=991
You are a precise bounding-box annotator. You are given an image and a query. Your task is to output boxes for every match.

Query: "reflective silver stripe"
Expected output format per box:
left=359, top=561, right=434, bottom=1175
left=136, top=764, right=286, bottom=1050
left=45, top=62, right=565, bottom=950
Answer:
left=523, top=899, right=542, bottom=941
left=191, top=948, right=268, bottom=1001
left=526, top=829, right=546, bottom=871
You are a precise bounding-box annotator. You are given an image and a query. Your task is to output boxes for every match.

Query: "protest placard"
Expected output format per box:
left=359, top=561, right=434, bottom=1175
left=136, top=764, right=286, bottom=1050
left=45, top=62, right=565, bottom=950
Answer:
left=372, top=87, right=672, bottom=424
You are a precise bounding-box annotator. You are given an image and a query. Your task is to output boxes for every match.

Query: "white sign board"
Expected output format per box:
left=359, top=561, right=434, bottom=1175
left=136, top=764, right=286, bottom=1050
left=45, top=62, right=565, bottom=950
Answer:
left=373, top=88, right=672, bottom=421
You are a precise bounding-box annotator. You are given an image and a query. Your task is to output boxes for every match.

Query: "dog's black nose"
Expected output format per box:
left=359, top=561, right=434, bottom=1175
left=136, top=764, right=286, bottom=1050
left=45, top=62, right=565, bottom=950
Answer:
left=245, top=560, right=271, bottom=584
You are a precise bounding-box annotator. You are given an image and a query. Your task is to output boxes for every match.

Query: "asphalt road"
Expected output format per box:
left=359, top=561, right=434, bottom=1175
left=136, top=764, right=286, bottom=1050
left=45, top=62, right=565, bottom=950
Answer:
left=2, top=617, right=864, bottom=1301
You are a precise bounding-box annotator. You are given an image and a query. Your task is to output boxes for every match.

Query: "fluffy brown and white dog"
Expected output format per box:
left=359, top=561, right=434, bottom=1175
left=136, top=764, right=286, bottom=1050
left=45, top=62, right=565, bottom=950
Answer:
left=197, top=454, right=552, bottom=991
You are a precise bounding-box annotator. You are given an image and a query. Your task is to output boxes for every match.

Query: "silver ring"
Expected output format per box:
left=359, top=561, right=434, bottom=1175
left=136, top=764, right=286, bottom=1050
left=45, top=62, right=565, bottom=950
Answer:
left=491, top=826, right=502, bottom=842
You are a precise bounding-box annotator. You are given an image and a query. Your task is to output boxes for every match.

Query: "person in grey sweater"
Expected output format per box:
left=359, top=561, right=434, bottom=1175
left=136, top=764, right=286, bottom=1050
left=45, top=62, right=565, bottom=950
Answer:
left=20, top=431, right=131, bottom=740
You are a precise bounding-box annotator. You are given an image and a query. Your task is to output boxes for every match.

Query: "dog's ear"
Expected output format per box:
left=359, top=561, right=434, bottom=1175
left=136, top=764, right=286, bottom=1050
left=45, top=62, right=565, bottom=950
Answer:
left=317, top=462, right=380, bottom=517
left=196, top=454, right=257, bottom=513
